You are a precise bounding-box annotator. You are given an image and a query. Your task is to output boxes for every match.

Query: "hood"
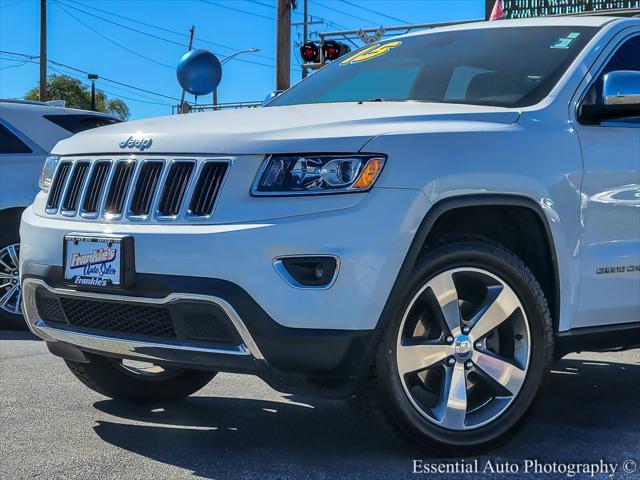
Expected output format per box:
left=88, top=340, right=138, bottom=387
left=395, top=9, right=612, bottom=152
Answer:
left=52, top=102, right=520, bottom=156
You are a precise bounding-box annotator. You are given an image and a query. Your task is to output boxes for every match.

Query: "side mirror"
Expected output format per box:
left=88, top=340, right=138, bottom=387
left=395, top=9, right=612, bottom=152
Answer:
left=603, top=71, right=640, bottom=105
left=262, top=90, right=284, bottom=107
left=580, top=70, right=640, bottom=124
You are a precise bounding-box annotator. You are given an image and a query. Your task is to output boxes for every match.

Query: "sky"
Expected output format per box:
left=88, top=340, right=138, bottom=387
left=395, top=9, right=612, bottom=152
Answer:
left=0, top=0, right=485, bottom=120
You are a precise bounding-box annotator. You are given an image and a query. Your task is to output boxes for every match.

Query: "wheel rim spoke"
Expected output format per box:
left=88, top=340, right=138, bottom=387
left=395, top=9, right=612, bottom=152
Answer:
left=6, top=244, right=19, bottom=268
left=13, top=288, right=22, bottom=314
left=0, top=243, right=21, bottom=315
left=432, top=363, right=468, bottom=429
left=473, top=351, right=526, bottom=395
left=469, top=285, right=520, bottom=340
left=427, top=271, right=461, bottom=334
left=397, top=342, right=450, bottom=376
left=0, top=283, right=19, bottom=308
left=0, top=257, right=11, bottom=272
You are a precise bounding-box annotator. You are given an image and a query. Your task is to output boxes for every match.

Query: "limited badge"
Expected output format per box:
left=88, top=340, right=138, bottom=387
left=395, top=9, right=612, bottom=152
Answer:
left=340, top=41, right=402, bottom=65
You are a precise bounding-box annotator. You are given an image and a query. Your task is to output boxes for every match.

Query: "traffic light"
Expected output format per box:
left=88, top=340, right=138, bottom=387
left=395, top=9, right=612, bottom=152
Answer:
left=300, top=41, right=351, bottom=64
left=322, top=40, right=351, bottom=61
left=300, top=42, right=320, bottom=63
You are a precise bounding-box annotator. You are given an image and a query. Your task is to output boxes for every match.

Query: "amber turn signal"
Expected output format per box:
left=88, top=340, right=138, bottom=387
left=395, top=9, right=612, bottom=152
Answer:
left=352, top=158, right=384, bottom=190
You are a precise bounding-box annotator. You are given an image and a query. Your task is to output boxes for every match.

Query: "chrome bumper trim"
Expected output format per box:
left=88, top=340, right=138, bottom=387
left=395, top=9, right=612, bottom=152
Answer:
left=22, top=278, right=265, bottom=364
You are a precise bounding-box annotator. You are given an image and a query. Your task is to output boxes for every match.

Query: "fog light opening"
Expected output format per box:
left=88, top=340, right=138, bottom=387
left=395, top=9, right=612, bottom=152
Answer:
left=274, top=256, right=339, bottom=289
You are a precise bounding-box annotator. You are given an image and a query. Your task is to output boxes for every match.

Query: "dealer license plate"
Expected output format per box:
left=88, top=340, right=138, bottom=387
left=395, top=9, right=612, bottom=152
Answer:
left=64, top=235, right=124, bottom=288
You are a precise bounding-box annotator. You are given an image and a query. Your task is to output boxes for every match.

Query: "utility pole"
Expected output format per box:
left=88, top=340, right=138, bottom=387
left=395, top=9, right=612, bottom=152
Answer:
left=276, top=0, right=291, bottom=90
left=39, top=0, right=47, bottom=101
left=179, top=25, right=195, bottom=113
left=88, top=74, right=98, bottom=111
left=302, top=0, right=308, bottom=78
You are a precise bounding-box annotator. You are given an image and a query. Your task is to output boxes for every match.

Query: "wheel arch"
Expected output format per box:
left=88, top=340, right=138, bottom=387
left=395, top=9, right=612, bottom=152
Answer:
left=375, top=194, right=560, bottom=333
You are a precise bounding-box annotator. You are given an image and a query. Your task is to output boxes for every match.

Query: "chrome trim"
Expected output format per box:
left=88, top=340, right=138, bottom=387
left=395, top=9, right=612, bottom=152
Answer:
left=185, top=159, right=232, bottom=221
left=272, top=254, right=341, bottom=290
left=43, top=155, right=232, bottom=223
left=22, top=278, right=265, bottom=363
left=154, top=159, right=197, bottom=221
left=127, top=158, right=167, bottom=221
left=104, top=159, right=138, bottom=221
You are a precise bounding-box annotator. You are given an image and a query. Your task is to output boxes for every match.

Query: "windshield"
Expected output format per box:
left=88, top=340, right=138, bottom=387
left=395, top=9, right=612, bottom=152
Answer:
left=271, top=26, right=597, bottom=108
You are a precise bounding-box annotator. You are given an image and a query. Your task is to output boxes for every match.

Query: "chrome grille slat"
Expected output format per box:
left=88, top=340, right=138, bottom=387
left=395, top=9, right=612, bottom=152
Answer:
left=61, top=162, right=90, bottom=213
left=104, top=161, right=136, bottom=216
left=46, top=162, right=72, bottom=212
left=189, top=162, right=228, bottom=217
left=44, top=156, right=230, bottom=221
left=130, top=161, right=163, bottom=217
left=158, top=161, right=195, bottom=217
left=81, top=161, right=111, bottom=215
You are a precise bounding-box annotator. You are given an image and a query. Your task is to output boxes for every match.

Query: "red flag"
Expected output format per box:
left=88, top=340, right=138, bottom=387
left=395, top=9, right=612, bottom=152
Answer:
left=490, top=0, right=505, bottom=20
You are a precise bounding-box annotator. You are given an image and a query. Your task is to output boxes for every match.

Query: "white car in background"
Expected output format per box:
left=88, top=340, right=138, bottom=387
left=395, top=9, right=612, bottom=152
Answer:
left=0, top=99, right=119, bottom=328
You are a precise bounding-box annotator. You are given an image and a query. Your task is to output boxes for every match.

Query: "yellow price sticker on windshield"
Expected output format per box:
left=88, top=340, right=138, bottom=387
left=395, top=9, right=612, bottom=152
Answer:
left=340, top=41, right=402, bottom=65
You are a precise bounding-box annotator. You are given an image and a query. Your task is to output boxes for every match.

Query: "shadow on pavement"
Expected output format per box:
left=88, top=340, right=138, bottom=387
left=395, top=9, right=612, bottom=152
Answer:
left=0, top=330, right=40, bottom=341
left=92, top=357, right=640, bottom=478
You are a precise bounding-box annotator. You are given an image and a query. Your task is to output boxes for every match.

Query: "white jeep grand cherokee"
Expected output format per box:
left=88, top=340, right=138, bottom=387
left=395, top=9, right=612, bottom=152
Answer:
left=19, top=16, right=640, bottom=452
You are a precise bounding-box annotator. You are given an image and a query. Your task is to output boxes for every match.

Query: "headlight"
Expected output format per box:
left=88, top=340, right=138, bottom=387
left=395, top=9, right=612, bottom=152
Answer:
left=39, top=156, right=59, bottom=192
left=252, top=154, right=385, bottom=195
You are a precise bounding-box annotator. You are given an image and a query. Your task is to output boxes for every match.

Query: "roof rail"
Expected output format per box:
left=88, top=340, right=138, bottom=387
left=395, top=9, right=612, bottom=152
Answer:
left=0, top=98, right=66, bottom=107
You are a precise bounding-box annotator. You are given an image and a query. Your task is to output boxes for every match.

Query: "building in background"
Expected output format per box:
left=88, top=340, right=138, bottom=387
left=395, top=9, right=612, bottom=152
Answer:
left=485, top=0, right=640, bottom=19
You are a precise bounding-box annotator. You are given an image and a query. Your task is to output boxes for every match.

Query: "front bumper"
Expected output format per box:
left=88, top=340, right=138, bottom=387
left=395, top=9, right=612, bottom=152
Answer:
left=21, top=187, right=427, bottom=330
left=20, top=187, right=428, bottom=396
left=22, top=270, right=379, bottom=397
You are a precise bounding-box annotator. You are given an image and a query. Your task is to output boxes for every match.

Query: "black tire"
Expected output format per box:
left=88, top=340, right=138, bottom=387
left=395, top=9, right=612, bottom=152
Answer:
left=65, top=352, right=217, bottom=403
left=0, top=208, right=27, bottom=330
left=351, top=236, right=553, bottom=454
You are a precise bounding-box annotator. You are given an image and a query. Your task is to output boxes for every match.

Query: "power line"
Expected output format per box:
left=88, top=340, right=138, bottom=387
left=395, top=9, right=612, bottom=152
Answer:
left=48, top=59, right=181, bottom=101
left=337, top=0, right=410, bottom=25
left=199, top=0, right=275, bottom=21
left=49, top=64, right=172, bottom=106
left=2, top=50, right=181, bottom=101
left=0, top=58, right=31, bottom=71
left=65, top=0, right=276, bottom=63
left=55, top=0, right=188, bottom=48
left=308, top=0, right=380, bottom=27
left=54, top=1, right=175, bottom=69
left=60, top=0, right=277, bottom=67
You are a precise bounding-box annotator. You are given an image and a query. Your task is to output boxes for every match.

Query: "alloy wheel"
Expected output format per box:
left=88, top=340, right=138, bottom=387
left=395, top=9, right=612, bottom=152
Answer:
left=396, top=267, right=530, bottom=430
left=0, top=243, right=21, bottom=315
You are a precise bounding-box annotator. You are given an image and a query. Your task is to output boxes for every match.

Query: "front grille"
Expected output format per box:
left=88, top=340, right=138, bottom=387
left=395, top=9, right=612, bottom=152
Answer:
left=60, top=297, right=176, bottom=338
left=104, top=161, right=136, bottom=216
left=130, top=161, right=163, bottom=216
left=158, top=162, right=195, bottom=217
left=61, top=162, right=90, bottom=212
left=35, top=289, right=241, bottom=345
left=82, top=161, right=111, bottom=214
left=45, top=157, right=229, bottom=221
left=189, top=162, right=228, bottom=216
left=46, top=161, right=72, bottom=211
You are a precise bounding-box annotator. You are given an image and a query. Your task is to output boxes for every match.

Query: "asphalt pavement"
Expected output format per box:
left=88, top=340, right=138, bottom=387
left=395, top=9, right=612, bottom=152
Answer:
left=1, top=330, right=638, bottom=479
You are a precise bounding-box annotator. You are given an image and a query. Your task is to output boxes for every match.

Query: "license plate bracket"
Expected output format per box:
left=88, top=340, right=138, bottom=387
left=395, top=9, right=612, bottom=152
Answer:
left=63, top=234, right=135, bottom=289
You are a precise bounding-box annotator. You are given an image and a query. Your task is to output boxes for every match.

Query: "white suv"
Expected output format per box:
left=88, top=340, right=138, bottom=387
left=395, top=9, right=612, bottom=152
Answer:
left=0, top=99, right=118, bottom=327
left=19, top=16, right=640, bottom=452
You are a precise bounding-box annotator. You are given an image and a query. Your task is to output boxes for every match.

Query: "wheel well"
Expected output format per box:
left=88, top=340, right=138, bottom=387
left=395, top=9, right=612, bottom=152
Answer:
left=0, top=207, right=25, bottom=225
left=427, top=204, right=558, bottom=330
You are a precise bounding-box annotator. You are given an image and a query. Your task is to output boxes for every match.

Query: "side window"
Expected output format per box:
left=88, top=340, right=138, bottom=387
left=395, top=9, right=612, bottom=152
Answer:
left=43, top=114, right=120, bottom=134
left=584, top=35, right=640, bottom=106
left=0, top=124, right=33, bottom=154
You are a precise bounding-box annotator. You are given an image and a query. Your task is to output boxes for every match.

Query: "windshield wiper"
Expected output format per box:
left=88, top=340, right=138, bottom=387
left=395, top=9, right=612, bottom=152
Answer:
left=358, top=98, right=385, bottom=104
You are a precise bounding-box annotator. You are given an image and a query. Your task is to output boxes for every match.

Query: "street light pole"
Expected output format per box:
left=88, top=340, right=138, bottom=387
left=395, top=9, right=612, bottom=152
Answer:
left=88, top=73, right=98, bottom=111
left=213, top=48, right=260, bottom=110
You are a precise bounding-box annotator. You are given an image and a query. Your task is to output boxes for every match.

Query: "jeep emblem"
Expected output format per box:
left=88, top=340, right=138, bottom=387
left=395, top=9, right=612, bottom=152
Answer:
left=119, top=136, right=152, bottom=151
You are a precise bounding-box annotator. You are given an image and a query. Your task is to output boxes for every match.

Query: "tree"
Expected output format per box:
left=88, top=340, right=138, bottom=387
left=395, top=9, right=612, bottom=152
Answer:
left=25, top=74, right=130, bottom=121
